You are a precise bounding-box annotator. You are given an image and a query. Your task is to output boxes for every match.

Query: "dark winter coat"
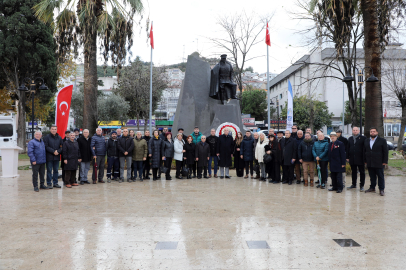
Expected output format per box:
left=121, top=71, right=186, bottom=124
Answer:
left=195, top=141, right=210, bottom=167
left=143, top=135, right=151, bottom=161
left=312, top=138, right=329, bottom=162
left=106, top=138, right=119, bottom=157
left=161, top=139, right=175, bottom=158
left=295, top=136, right=304, bottom=163
left=62, top=140, right=81, bottom=170
left=275, top=138, right=284, bottom=163
left=118, top=135, right=135, bottom=157
left=282, top=136, right=297, bottom=166
left=217, top=134, right=234, bottom=167
left=159, top=132, right=167, bottom=141
left=233, top=140, right=245, bottom=176
left=240, top=135, right=254, bottom=161
left=346, top=135, right=366, bottom=166
left=148, top=137, right=163, bottom=168
left=298, top=139, right=314, bottom=162
left=337, top=136, right=349, bottom=149
left=364, top=137, right=389, bottom=168
left=90, top=134, right=106, bottom=156
left=328, top=140, right=346, bottom=172
left=206, top=135, right=219, bottom=156
left=43, top=133, right=63, bottom=161
left=183, top=142, right=196, bottom=165
left=27, top=138, right=46, bottom=164
left=132, top=137, right=148, bottom=161
left=265, top=139, right=278, bottom=161
left=77, top=136, right=92, bottom=162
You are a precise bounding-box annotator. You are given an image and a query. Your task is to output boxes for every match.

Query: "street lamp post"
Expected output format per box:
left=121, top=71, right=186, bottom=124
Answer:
left=18, top=77, right=48, bottom=139
left=342, top=66, right=378, bottom=135
left=269, top=97, right=280, bottom=132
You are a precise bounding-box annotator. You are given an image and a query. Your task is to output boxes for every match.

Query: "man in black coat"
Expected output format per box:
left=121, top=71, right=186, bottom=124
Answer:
left=240, top=131, right=254, bottom=178
left=216, top=128, right=234, bottom=179
left=43, top=125, right=63, bottom=189
left=77, top=129, right=92, bottom=184
left=328, top=132, right=346, bottom=193
left=336, top=129, right=348, bottom=187
left=364, top=127, right=389, bottom=196
left=118, top=129, right=134, bottom=182
left=282, top=130, right=297, bottom=185
left=206, top=129, right=219, bottom=178
left=106, top=131, right=120, bottom=182
left=273, top=131, right=284, bottom=183
left=142, top=130, right=152, bottom=179
left=294, top=130, right=304, bottom=184
left=346, top=127, right=366, bottom=191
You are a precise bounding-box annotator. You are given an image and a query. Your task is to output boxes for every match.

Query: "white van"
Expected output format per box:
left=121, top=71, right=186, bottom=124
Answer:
left=0, top=114, right=18, bottom=156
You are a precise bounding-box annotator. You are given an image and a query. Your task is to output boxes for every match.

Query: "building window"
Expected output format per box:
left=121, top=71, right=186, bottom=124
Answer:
left=279, top=93, right=283, bottom=99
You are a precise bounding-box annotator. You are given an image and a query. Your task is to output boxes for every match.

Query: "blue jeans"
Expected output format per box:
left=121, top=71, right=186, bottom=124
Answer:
left=133, top=161, right=144, bottom=179
left=208, top=156, right=218, bottom=175
left=46, top=160, right=60, bottom=186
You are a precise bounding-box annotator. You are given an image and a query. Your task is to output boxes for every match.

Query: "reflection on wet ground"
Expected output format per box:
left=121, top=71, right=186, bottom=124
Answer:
left=1, top=165, right=405, bottom=269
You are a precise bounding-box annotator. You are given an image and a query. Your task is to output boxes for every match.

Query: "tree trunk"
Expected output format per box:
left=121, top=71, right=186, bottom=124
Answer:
left=361, top=0, right=384, bottom=137
left=83, top=30, right=98, bottom=134
left=398, top=106, right=406, bottom=149
left=17, top=95, right=27, bottom=153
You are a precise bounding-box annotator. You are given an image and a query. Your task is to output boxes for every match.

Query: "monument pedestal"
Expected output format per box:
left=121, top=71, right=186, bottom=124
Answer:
left=202, top=99, right=244, bottom=135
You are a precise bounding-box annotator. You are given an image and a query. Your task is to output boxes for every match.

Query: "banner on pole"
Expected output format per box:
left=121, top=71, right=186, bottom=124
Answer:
left=55, top=85, right=73, bottom=139
left=286, top=80, right=293, bottom=132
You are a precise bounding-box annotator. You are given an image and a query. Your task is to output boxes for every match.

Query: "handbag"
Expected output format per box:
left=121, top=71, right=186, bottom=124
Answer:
left=263, top=153, right=272, bottom=164
left=160, top=166, right=168, bottom=174
left=181, top=163, right=189, bottom=177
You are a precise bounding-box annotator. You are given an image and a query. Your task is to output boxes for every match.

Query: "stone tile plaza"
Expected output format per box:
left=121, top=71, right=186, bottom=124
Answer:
left=0, top=161, right=405, bottom=269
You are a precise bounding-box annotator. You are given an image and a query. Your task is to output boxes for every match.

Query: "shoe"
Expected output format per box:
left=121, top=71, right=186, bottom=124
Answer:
left=360, top=186, right=364, bottom=192
left=225, top=176, right=230, bottom=179
left=34, top=187, right=39, bottom=192
left=107, top=179, right=111, bottom=183
left=328, top=188, right=337, bottom=191
left=80, top=181, right=85, bottom=185
left=166, top=178, right=171, bottom=181
left=214, top=174, right=218, bottom=178
left=208, top=174, right=212, bottom=178
left=310, top=180, right=314, bottom=187
left=251, top=175, right=254, bottom=178
left=315, top=180, right=320, bottom=184
left=128, top=179, right=132, bottom=183
left=47, top=185, right=53, bottom=189
left=347, top=185, right=356, bottom=189
left=192, top=175, right=197, bottom=178
left=204, top=176, right=209, bottom=179
left=320, top=183, right=326, bottom=189
left=244, top=175, right=249, bottom=178
left=304, top=180, right=308, bottom=187
left=288, top=181, right=292, bottom=185
left=282, top=181, right=288, bottom=184
left=380, top=190, right=385, bottom=196
left=296, top=180, right=301, bottom=184
left=316, top=184, right=321, bottom=188
left=273, top=181, right=280, bottom=184
left=93, top=180, right=97, bottom=184
left=72, top=183, right=79, bottom=186
left=365, top=188, right=376, bottom=193
left=98, top=180, right=105, bottom=183
left=83, top=181, right=90, bottom=184
left=40, top=185, right=49, bottom=190
left=255, top=175, right=260, bottom=179
left=153, top=178, right=157, bottom=181
left=54, top=184, right=62, bottom=188
left=66, top=185, right=72, bottom=188
left=220, top=176, right=224, bottom=179
left=118, top=179, right=123, bottom=183
left=168, top=176, right=172, bottom=180
left=336, top=190, right=342, bottom=193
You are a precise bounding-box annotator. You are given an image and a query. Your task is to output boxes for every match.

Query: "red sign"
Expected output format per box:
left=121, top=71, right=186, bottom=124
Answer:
left=242, top=118, right=255, bottom=126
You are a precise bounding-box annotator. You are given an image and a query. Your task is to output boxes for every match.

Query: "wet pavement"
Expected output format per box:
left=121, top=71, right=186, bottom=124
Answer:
left=1, top=162, right=405, bottom=269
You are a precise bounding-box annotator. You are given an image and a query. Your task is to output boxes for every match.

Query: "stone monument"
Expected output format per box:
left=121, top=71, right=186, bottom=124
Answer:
left=172, top=55, right=244, bottom=137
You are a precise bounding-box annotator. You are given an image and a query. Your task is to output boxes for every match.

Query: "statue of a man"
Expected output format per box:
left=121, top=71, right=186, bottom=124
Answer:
left=209, top=54, right=237, bottom=104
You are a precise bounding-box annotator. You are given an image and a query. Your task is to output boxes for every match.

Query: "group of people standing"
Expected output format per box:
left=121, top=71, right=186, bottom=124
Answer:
left=27, top=124, right=388, bottom=196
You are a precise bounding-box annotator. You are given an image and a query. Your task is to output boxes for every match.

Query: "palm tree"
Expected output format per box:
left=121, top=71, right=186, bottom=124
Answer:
left=34, top=0, right=143, bottom=133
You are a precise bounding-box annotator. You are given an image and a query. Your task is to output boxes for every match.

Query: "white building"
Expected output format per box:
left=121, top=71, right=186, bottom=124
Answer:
left=156, top=69, right=185, bottom=120
left=269, top=44, right=406, bottom=137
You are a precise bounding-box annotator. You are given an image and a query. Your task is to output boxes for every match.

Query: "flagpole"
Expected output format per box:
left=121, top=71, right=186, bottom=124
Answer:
left=149, top=21, right=153, bottom=135
left=266, top=40, right=270, bottom=132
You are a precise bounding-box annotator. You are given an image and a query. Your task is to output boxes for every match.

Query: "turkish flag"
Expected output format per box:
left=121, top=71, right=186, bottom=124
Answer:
left=55, top=85, right=73, bottom=139
left=265, top=22, right=271, bottom=46
left=150, top=24, right=154, bottom=49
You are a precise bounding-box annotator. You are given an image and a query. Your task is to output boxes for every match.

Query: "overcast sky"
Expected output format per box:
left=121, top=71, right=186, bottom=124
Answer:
left=125, top=0, right=315, bottom=74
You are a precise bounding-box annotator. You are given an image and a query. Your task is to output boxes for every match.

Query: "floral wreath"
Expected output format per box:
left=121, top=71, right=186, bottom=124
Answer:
left=216, top=122, right=240, bottom=140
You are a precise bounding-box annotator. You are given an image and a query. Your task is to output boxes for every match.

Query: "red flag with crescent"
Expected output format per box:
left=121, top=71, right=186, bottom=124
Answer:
left=150, top=24, right=154, bottom=49
left=265, top=22, right=271, bottom=46
left=56, top=85, right=73, bottom=139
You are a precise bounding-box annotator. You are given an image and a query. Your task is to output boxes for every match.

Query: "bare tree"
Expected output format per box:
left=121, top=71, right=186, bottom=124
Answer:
left=206, top=11, right=274, bottom=92
left=382, top=56, right=406, bottom=147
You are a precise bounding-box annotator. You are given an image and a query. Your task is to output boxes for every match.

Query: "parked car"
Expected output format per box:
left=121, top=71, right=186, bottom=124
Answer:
left=387, top=141, right=395, bottom=151
left=393, top=140, right=406, bottom=151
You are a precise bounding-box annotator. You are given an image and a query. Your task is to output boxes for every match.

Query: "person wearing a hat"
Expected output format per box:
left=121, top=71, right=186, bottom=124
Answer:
left=328, top=132, right=346, bottom=193
left=336, top=129, right=348, bottom=188
left=106, top=131, right=120, bottom=182
left=74, top=128, right=82, bottom=140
